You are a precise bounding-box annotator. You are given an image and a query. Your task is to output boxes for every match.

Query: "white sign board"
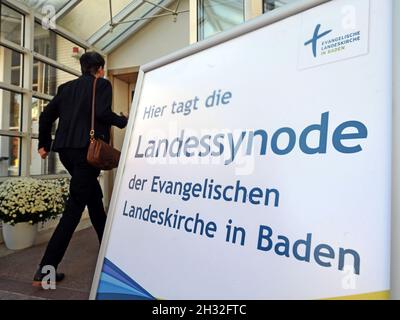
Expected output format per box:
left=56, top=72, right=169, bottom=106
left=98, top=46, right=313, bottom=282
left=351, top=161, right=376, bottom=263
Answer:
left=91, top=0, right=393, bottom=300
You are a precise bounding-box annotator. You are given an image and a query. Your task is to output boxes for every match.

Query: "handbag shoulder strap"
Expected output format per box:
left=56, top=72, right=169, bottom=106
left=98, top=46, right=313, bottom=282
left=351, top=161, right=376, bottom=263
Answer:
left=90, top=77, right=98, bottom=141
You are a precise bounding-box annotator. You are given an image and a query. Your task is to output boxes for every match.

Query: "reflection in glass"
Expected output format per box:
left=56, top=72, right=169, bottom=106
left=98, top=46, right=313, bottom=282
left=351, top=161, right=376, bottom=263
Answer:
left=34, top=22, right=83, bottom=72
left=263, top=0, right=301, bottom=13
left=0, top=45, right=23, bottom=87
left=0, top=89, right=21, bottom=131
left=32, top=97, right=57, bottom=134
left=33, top=59, right=78, bottom=96
left=0, top=136, right=20, bottom=177
left=0, top=4, right=24, bottom=46
left=198, top=0, right=244, bottom=40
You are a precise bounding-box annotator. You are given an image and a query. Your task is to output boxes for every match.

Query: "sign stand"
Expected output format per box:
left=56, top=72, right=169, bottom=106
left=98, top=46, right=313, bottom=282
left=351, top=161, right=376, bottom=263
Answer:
left=89, top=0, right=395, bottom=300
left=391, top=0, right=400, bottom=300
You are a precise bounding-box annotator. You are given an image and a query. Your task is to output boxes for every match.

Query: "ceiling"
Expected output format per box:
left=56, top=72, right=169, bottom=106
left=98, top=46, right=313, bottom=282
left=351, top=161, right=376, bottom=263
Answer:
left=13, top=0, right=188, bottom=53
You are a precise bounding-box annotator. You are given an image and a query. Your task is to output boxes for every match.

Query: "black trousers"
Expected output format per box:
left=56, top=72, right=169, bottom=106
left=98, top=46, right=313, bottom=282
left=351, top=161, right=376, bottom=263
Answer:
left=40, top=148, right=106, bottom=269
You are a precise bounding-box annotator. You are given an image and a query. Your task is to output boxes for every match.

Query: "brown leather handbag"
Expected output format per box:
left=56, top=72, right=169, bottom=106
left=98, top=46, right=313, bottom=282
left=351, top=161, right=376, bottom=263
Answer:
left=87, top=77, right=121, bottom=170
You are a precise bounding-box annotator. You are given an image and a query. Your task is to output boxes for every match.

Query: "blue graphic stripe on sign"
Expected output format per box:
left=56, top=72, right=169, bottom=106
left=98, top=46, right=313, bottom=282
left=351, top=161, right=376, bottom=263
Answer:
left=97, top=293, right=153, bottom=300
left=97, top=275, right=154, bottom=300
left=103, top=258, right=148, bottom=292
left=98, top=280, right=143, bottom=296
left=96, top=258, right=155, bottom=300
left=99, top=273, right=150, bottom=298
left=102, top=262, right=142, bottom=290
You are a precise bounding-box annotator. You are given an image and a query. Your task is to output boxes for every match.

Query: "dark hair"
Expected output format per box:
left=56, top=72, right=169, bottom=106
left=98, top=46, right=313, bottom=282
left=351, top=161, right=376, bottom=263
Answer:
left=79, top=51, right=105, bottom=75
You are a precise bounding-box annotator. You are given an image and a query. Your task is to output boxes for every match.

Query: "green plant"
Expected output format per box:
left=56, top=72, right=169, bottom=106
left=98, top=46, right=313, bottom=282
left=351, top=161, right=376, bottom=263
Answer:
left=0, top=178, right=69, bottom=226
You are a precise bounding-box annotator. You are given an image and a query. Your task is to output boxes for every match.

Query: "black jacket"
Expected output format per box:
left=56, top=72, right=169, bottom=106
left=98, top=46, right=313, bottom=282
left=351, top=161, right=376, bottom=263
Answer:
left=39, top=74, right=128, bottom=152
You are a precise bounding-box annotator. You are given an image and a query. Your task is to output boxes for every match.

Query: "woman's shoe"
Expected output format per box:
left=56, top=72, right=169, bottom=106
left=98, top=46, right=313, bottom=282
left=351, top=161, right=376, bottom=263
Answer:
left=32, top=268, right=65, bottom=287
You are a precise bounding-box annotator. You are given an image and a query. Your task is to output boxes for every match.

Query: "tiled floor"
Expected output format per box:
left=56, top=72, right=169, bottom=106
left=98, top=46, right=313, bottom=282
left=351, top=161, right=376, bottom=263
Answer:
left=0, top=228, right=100, bottom=300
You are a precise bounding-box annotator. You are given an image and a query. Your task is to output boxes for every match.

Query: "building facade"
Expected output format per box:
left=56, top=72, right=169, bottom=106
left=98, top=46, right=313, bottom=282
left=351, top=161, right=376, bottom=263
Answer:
left=0, top=0, right=299, bottom=205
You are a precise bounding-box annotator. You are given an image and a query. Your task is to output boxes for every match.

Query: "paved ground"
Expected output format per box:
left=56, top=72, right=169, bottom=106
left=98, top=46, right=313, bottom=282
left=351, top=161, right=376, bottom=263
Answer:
left=0, top=228, right=99, bottom=300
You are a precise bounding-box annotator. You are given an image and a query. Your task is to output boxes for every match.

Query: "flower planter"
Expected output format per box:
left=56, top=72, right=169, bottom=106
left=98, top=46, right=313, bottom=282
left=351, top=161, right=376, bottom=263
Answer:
left=2, top=222, right=38, bottom=250
left=0, top=178, right=69, bottom=249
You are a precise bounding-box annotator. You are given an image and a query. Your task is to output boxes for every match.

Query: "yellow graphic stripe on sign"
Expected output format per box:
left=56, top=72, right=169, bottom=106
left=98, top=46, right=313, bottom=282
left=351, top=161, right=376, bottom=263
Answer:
left=327, top=291, right=390, bottom=300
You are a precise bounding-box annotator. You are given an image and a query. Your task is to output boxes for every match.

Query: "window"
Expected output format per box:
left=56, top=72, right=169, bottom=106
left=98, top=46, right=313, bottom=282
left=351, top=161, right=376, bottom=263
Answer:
left=34, top=22, right=83, bottom=72
left=263, top=0, right=301, bottom=13
left=0, top=4, right=24, bottom=46
left=0, top=89, right=22, bottom=177
left=0, top=45, right=23, bottom=87
left=198, top=0, right=245, bottom=41
left=0, top=136, right=20, bottom=177
left=263, top=0, right=275, bottom=12
left=33, top=59, right=78, bottom=95
left=31, top=138, right=66, bottom=175
left=0, top=89, right=22, bottom=132
left=32, top=97, right=57, bottom=134
left=32, top=97, right=46, bottom=134
left=31, top=97, right=64, bottom=175
left=1, top=2, right=86, bottom=178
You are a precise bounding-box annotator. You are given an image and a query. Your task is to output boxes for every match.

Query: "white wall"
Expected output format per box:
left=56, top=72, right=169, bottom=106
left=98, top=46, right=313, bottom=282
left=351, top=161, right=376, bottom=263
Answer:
left=112, top=77, right=129, bottom=150
left=55, top=36, right=81, bottom=85
left=108, top=0, right=190, bottom=70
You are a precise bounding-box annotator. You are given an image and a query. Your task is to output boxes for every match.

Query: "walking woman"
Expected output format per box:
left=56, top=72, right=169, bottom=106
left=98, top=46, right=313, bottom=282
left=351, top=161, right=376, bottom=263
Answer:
left=33, top=52, right=128, bottom=286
